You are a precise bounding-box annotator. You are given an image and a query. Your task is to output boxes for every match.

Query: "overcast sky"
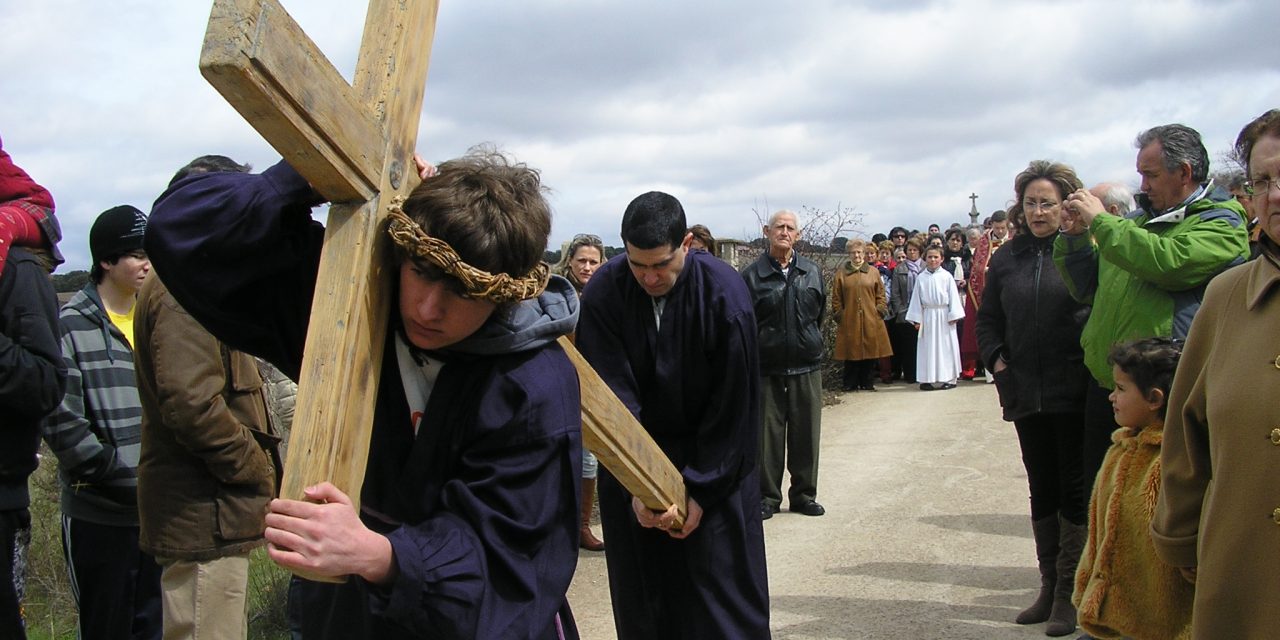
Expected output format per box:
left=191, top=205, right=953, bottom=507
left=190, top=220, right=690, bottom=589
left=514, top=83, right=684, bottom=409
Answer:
left=1, top=0, right=1276, bottom=270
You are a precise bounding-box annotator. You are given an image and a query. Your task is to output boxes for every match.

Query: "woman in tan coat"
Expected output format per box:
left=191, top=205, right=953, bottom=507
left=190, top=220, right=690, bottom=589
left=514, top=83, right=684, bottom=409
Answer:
left=1151, top=109, right=1280, bottom=639
left=832, top=239, right=892, bottom=391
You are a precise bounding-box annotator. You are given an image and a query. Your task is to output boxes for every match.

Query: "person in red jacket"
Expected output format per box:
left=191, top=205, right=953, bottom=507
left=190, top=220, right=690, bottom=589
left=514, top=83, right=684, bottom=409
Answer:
left=0, top=135, right=62, bottom=274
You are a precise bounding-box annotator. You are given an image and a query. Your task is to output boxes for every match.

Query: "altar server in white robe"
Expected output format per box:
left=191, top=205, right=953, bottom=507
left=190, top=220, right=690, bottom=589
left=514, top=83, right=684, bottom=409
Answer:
left=905, top=245, right=965, bottom=390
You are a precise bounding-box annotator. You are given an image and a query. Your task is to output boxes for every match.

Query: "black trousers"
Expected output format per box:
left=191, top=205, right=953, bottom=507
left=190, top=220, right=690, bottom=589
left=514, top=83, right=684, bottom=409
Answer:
left=1, top=508, right=31, bottom=640
left=1013, top=412, right=1087, bottom=524
left=1081, top=378, right=1121, bottom=495
left=841, top=360, right=878, bottom=390
left=889, top=322, right=918, bottom=382
left=61, top=515, right=163, bottom=640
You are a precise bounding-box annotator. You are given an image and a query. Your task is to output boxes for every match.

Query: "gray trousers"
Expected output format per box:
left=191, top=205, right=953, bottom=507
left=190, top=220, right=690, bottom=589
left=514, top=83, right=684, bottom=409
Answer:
left=758, top=370, right=822, bottom=507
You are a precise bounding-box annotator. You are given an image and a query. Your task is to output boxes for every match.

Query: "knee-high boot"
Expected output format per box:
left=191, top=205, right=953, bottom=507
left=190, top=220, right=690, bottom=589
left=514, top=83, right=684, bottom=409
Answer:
left=1045, top=515, right=1086, bottom=636
left=580, top=478, right=605, bottom=551
left=1016, top=515, right=1059, bottom=625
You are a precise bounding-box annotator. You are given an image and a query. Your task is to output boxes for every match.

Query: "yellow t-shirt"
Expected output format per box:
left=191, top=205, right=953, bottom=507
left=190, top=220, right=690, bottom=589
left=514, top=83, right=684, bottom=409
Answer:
left=107, top=304, right=136, bottom=348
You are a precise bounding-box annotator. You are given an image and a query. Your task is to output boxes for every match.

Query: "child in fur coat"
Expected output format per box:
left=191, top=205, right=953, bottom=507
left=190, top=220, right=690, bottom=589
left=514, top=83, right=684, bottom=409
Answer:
left=1073, top=338, right=1193, bottom=639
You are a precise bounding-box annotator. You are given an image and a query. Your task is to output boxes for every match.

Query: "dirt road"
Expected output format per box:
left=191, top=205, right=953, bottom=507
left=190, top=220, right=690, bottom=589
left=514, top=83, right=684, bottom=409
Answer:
left=568, top=380, right=1055, bottom=639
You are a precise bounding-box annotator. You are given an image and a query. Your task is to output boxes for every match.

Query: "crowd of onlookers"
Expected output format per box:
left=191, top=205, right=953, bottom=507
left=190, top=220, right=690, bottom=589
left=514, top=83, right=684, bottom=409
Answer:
left=3, top=109, right=1278, bottom=640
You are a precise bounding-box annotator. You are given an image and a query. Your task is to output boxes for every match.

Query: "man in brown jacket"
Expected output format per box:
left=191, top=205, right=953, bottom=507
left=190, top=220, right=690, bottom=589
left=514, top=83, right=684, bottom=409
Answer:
left=134, top=157, right=280, bottom=639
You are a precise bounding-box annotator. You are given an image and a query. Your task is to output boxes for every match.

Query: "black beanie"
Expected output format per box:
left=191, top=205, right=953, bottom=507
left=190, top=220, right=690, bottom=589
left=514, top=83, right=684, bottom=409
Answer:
left=90, top=205, right=148, bottom=264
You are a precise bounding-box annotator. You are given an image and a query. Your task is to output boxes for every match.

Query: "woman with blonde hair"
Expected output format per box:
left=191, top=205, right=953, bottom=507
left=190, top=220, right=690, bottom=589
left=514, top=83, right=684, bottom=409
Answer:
left=831, top=239, right=892, bottom=391
left=554, top=232, right=607, bottom=551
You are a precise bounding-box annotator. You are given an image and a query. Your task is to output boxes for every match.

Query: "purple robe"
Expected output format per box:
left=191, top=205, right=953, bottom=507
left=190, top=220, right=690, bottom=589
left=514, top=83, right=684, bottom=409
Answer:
left=577, top=250, right=770, bottom=639
left=145, top=162, right=582, bottom=640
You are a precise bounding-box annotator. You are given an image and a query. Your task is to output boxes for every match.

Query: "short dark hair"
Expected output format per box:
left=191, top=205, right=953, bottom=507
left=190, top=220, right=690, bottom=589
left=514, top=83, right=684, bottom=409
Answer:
left=169, top=155, right=252, bottom=187
left=1108, top=337, right=1183, bottom=420
left=620, top=191, right=686, bottom=250
left=990, top=210, right=1008, bottom=223
left=1235, top=109, right=1280, bottom=175
left=1136, top=124, right=1210, bottom=183
left=889, top=226, right=909, bottom=239
left=396, top=148, right=550, bottom=278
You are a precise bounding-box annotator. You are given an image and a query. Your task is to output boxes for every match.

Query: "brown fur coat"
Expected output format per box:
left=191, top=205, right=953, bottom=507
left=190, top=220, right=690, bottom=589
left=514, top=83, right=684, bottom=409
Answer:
left=1073, top=425, right=1193, bottom=639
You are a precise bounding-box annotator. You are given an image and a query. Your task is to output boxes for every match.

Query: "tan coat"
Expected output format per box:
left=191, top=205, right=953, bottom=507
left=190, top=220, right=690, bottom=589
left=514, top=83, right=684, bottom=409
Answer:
left=1074, top=425, right=1192, bottom=640
left=831, top=262, right=891, bottom=361
left=1151, top=246, right=1280, bottom=638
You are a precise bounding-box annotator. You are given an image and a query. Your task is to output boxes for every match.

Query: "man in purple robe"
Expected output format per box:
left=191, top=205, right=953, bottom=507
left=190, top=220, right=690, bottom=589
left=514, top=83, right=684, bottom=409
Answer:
left=144, top=150, right=583, bottom=640
left=577, top=191, right=771, bottom=639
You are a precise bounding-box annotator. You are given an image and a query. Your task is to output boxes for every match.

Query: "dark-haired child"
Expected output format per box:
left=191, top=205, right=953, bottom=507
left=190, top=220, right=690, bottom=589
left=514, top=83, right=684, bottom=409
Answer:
left=1073, top=338, right=1193, bottom=640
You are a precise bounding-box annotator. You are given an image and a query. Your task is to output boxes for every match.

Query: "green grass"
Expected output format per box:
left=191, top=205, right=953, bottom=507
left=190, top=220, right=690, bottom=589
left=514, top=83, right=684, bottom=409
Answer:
left=23, top=447, right=294, bottom=639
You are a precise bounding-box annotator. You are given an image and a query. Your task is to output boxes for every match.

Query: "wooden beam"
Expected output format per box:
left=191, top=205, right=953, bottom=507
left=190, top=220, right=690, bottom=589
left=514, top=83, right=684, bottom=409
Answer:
left=558, top=337, right=687, bottom=529
left=198, top=0, right=440, bottom=523
left=200, top=0, right=385, bottom=202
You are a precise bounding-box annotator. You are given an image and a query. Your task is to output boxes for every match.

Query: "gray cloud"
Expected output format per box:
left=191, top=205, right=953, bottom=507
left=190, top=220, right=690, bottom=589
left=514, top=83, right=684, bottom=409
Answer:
left=0, top=0, right=1274, bottom=268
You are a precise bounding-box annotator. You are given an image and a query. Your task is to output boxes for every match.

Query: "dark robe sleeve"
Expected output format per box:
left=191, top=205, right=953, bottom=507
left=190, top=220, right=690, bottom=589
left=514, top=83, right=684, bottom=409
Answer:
left=145, top=161, right=326, bottom=379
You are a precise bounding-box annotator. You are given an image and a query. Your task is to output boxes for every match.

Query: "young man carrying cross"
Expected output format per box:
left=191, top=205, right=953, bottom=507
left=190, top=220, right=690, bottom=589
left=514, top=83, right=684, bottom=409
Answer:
left=145, top=149, right=583, bottom=639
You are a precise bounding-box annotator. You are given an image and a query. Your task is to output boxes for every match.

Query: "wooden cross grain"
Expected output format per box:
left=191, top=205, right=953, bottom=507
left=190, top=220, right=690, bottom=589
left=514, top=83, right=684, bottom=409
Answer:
left=198, top=0, right=687, bottom=572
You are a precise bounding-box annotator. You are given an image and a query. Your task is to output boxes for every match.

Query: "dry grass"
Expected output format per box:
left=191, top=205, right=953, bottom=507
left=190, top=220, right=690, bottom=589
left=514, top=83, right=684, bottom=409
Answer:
left=23, top=446, right=293, bottom=640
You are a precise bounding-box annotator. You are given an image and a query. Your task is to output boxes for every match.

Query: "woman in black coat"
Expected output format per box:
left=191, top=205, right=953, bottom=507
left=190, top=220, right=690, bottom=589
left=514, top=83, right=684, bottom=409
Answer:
left=976, top=160, right=1091, bottom=637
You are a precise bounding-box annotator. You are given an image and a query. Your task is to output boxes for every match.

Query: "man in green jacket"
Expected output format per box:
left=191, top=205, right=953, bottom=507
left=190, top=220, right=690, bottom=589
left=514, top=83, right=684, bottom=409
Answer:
left=1055, top=123, right=1248, bottom=490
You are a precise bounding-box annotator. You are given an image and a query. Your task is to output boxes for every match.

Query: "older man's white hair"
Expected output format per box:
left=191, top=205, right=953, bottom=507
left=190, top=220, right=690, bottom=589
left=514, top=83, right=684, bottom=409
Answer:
left=768, top=209, right=802, bottom=229
left=1090, top=182, right=1134, bottom=216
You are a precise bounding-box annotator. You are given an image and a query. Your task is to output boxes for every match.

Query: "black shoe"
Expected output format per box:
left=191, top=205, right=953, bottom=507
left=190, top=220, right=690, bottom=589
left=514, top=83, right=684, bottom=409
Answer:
left=919, top=383, right=934, bottom=391
left=859, top=384, right=877, bottom=392
left=761, top=503, right=780, bottom=520
left=790, top=501, right=825, bottom=516
left=938, top=382, right=957, bottom=390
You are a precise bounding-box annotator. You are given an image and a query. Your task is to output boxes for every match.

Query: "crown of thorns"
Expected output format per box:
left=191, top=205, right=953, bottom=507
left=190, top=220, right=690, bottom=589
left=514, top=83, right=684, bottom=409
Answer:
left=386, top=199, right=549, bottom=303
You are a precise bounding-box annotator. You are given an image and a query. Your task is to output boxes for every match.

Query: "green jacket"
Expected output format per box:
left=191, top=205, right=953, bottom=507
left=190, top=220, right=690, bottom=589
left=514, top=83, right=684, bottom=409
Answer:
left=1053, top=183, right=1248, bottom=387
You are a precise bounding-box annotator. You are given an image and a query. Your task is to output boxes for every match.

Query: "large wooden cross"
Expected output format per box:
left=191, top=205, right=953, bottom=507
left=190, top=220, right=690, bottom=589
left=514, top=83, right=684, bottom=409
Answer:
left=198, top=0, right=686, bottom=578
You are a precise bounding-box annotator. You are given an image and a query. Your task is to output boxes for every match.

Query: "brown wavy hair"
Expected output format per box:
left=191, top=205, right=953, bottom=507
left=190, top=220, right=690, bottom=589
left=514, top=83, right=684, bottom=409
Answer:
left=1008, top=160, right=1083, bottom=233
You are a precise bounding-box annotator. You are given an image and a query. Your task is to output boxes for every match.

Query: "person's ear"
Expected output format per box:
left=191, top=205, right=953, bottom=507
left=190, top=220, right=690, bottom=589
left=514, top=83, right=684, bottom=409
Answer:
left=681, top=232, right=694, bottom=251
left=1145, top=388, right=1166, bottom=414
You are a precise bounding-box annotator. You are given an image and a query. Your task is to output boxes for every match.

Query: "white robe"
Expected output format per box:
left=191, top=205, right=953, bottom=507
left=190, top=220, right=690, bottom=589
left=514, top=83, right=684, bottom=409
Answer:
left=905, top=267, right=965, bottom=384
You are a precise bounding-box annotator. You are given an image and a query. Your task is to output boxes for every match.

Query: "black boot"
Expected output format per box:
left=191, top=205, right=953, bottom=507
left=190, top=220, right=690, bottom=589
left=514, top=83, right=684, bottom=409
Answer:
left=1045, top=516, right=1086, bottom=636
left=1016, top=515, right=1059, bottom=625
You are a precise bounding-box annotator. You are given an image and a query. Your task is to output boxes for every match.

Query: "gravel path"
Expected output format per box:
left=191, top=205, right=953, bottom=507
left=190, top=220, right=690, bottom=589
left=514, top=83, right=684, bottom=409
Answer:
left=568, top=379, right=1056, bottom=639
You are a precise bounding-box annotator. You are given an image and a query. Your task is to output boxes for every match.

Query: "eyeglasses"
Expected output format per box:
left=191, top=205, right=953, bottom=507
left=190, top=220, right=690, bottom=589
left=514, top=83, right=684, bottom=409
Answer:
left=1022, top=200, right=1061, bottom=212
left=890, top=233, right=906, bottom=239
left=1244, top=178, right=1278, bottom=198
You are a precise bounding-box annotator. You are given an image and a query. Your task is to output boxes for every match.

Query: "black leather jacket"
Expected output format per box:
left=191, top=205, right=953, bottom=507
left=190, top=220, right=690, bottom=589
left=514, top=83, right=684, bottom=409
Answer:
left=741, top=253, right=826, bottom=376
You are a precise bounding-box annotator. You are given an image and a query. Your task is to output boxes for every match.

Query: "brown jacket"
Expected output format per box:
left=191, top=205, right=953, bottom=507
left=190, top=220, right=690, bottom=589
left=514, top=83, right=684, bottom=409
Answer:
left=1075, top=425, right=1192, bottom=640
left=134, top=273, right=280, bottom=561
left=831, top=262, right=891, bottom=360
left=1151, top=246, right=1280, bottom=638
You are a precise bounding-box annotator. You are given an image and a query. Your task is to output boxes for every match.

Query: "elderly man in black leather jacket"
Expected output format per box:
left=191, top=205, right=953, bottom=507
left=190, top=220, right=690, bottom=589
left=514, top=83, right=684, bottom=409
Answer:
left=740, top=210, right=827, bottom=520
